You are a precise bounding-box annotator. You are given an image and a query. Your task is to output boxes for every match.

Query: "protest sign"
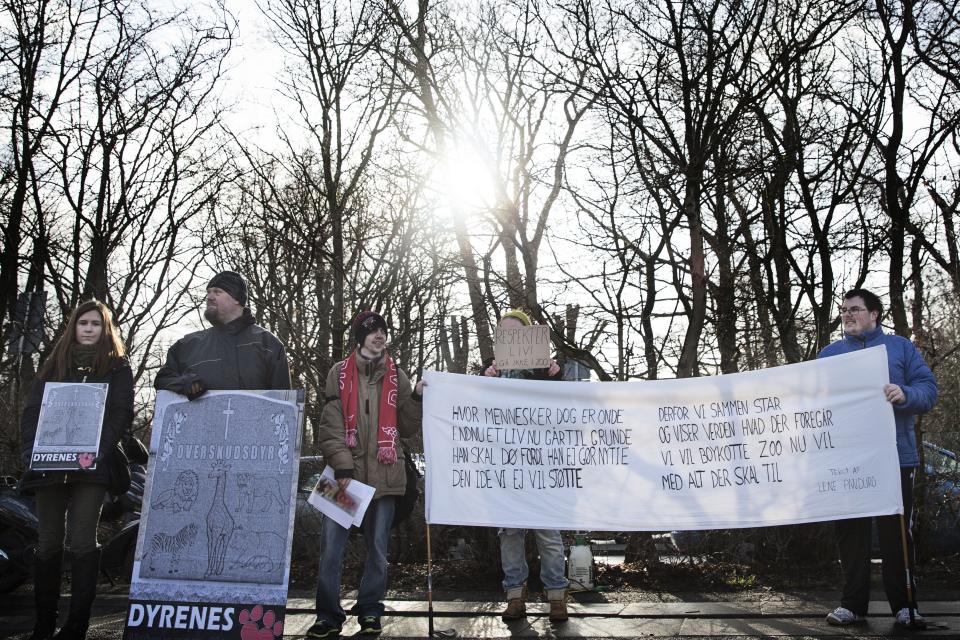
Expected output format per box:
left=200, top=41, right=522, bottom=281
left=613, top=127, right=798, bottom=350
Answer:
left=30, top=382, right=107, bottom=471
left=125, top=389, right=303, bottom=640
left=494, top=325, right=551, bottom=370
left=423, top=346, right=902, bottom=530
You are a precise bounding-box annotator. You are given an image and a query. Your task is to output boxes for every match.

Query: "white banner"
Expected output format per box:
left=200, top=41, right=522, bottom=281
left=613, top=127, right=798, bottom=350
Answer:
left=423, top=347, right=902, bottom=530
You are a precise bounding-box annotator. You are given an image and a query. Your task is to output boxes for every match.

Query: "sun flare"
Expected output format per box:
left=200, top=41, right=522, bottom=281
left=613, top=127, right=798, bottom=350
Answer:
left=436, top=141, right=497, bottom=212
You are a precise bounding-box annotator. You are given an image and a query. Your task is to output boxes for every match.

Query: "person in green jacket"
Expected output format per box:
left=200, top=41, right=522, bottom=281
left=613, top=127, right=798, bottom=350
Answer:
left=483, top=309, right=569, bottom=623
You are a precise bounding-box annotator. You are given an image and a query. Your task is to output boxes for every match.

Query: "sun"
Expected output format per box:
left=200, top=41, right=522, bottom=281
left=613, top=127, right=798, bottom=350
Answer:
left=436, top=138, right=497, bottom=212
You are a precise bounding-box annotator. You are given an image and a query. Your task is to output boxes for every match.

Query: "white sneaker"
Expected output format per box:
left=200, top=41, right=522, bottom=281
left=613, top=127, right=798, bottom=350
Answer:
left=895, top=607, right=927, bottom=629
left=826, top=607, right=865, bottom=626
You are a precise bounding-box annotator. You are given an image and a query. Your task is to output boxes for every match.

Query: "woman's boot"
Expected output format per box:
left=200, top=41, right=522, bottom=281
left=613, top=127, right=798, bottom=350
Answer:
left=30, top=552, right=62, bottom=640
left=54, top=549, right=100, bottom=640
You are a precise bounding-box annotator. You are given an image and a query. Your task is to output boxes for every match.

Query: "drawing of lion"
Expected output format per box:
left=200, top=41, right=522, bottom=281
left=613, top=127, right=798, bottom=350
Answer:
left=151, top=470, right=200, bottom=513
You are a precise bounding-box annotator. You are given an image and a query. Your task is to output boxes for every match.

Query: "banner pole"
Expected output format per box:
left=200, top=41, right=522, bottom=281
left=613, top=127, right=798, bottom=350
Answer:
left=898, top=512, right=916, bottom=625
left=427, top=522, right=435, bottom=638
left=424, top=521, right=456, bottom=638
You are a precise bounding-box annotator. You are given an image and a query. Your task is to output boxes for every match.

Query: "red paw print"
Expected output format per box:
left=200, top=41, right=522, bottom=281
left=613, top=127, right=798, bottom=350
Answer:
left=239, top=605, right=283, bottom=640
left=77, top=452, right=95, bottom=469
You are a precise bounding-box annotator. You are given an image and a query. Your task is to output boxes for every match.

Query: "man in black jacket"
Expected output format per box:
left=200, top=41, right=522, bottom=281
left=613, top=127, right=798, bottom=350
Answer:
left=155, top=271, right=291, bottom=395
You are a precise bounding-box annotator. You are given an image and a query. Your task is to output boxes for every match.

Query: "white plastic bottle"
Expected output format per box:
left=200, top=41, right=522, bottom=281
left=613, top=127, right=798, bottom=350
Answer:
left=567, top=533, right=594, bottom=591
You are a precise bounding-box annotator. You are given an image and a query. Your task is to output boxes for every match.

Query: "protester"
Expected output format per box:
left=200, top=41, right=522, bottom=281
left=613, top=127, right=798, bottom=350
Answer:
left=154, top=270, right=290, bottom=394
left=483, top=309, right=570, bottom=623
left=820, top=288, right=937, bottom=629
left=19, top=300, right=134, bottom=640
left=308, top=311, right=424, bottom=638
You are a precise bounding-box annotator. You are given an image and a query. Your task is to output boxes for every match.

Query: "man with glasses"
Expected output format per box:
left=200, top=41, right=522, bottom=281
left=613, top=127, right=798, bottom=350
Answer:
left=819, top=289, right=937, bottom=629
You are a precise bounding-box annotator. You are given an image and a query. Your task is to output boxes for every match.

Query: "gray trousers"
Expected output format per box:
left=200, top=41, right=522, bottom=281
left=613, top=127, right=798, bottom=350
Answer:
left=35, top=483, right=106, bottom=558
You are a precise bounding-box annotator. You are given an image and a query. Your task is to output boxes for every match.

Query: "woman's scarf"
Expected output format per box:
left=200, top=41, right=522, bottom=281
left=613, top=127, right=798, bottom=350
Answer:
left=71, top=344, right=97, bottom=372
left=339, top=350, right=400, bottom=464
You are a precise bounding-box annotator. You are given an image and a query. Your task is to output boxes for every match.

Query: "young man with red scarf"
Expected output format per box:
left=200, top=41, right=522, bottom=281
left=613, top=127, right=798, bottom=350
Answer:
left=308, top=311, right=424, bottom=638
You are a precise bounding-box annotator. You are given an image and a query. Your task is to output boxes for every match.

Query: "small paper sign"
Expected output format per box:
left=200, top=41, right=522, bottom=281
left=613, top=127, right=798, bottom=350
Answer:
left=30, top=382, right=108, bottom=471
left=494, top=325, right=551, bottom=370
left=307, top=466, right=376, bottom=529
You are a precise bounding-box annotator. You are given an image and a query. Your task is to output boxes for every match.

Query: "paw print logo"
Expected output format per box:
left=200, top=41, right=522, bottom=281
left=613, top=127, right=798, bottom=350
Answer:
left=77, top=452, right=95, bottom=469
left=239, top=605, right=283, bottom=640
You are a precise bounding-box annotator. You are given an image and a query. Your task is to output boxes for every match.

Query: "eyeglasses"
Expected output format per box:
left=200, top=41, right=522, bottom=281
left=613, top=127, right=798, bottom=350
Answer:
left=839, top=306, right=867, bottom=316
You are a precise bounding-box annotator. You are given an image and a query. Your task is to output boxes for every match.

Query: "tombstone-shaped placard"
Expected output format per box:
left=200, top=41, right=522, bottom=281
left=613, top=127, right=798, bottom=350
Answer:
left=494, top=325, right=551, bottom=370
left=124, top=389, right=303, bottom=640
left=30, top=382, right=107, bottom=471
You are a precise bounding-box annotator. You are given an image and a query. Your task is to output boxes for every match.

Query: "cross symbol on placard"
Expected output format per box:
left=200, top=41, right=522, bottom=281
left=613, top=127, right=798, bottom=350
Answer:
left=68, top=386, right=80, bottom=419
left=222, top=399, right=235, bottom=440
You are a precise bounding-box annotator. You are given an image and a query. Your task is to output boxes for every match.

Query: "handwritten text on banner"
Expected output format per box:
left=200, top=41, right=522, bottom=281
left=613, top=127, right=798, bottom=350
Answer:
left=423, top=347, right=902, bottom=530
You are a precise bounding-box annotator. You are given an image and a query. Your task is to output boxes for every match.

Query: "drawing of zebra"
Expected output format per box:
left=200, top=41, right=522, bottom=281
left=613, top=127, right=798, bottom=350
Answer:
left=148, top=523, right=198, bottom=575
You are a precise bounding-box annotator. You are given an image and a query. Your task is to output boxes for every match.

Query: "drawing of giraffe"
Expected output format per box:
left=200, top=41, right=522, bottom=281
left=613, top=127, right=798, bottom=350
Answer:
left=204, top=461, right=235, bottom=578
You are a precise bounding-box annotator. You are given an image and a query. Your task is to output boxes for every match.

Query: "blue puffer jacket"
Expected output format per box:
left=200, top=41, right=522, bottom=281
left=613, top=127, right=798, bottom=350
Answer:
left=818, top=325, right=937, bottom=467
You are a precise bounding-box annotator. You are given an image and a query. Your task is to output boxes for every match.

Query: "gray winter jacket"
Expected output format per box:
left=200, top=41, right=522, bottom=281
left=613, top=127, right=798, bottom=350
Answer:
left=154, top=308, right=291, bottom=393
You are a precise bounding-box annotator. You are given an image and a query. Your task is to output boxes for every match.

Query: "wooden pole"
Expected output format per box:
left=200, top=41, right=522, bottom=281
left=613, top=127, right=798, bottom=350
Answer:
left=899, top=512, right=916, bottom=625
left=427, top=523, right=435, bottom=638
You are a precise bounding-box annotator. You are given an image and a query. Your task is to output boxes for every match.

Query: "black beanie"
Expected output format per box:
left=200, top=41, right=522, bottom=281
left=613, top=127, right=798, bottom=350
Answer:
left=352, top=311, right=388, bottom=346
left=208, top=271, right=248, bottom=306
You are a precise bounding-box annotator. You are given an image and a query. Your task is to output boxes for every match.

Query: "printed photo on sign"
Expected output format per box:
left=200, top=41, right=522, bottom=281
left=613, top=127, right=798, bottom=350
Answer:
left=30, top=382, right=107, bottom=471
left=493, top=325, right=551, bottom=370
left=315, top=474, right=359, bottom=516
left=307, top=466, right=375, bottom=529
left=125, top=389, right=303, bottom=640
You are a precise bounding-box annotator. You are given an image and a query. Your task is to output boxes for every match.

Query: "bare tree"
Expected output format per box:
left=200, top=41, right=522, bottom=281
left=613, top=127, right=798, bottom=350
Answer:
left=258, top=0, right=407, bottom=357
left=383, top=0, right=499, bottom=364
left=37, top=2, right=234, bottom=376
left=839, top=0, right=960, bottom=335
left=0, top=0, right=233, bottom=364
left=214, top=0, right=460, bottom=449
left=554, top=117, right=672, bottom=380
left=0, top=0, right=96, bottom=321
left=458, top=2, right=596, bottom=322
left=0, top=0, right=233, bottom=470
